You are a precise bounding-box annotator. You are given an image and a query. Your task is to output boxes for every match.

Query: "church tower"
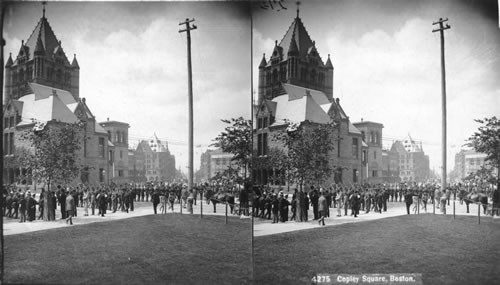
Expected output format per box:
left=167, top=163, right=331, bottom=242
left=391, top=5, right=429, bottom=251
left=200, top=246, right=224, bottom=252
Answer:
left=4, top=6, right=80, bottom=103
left=258, top=8, right=334, bottom=104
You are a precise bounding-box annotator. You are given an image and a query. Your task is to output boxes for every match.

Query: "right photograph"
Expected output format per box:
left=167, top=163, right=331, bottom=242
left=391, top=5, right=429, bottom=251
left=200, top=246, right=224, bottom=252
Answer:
left=251, top=0, right=500, bottom=284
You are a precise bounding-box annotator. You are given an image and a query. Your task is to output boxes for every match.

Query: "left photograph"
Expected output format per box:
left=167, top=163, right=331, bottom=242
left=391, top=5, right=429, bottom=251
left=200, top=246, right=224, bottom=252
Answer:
left=1, top=1, right=252, bottom=284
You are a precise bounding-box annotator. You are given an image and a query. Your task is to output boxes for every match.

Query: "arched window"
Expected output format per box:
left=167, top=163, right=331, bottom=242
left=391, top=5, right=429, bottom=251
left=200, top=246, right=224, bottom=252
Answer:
left=370, top=131, right=375, bottom=143
left=376, top=132, right=380, bottom=144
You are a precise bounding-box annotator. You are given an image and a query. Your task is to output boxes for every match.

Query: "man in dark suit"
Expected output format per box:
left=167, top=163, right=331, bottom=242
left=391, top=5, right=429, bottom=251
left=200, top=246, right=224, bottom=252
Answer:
left=151, top=190, right=160, bottom=214
left=404, top=191, right=413, bottom=215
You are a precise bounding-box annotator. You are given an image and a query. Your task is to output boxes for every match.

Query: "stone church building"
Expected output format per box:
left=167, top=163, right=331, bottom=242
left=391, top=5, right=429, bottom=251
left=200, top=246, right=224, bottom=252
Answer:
left=254, top=11, right=384, bottom=186
left=3, top=8, right=127, bottom=186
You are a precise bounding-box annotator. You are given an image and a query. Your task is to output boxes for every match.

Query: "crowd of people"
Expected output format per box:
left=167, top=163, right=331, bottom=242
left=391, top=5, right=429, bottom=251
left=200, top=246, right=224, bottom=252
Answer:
left=2, top=182, right=253, bottom=224
left=3, top=181, right=498, bottom=226
left=251, top=182, right=499, bottom=226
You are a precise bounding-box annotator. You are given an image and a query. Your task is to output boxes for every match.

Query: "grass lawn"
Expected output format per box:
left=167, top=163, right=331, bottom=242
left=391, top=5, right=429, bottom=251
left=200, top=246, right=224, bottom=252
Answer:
left=4, top=214, right=252, bottom=284
left=255, top=214, right=500, bottom=285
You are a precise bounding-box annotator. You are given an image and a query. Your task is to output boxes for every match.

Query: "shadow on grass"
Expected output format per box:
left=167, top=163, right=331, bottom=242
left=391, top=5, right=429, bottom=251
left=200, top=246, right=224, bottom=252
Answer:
left=5, top=214, right=252, bottom=285
left=255, top=214, right=500, bottom=285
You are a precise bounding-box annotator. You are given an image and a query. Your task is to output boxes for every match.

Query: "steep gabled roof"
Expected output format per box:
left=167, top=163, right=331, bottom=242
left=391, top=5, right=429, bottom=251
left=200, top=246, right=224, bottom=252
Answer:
left=24, top=16, right=60, bottom=59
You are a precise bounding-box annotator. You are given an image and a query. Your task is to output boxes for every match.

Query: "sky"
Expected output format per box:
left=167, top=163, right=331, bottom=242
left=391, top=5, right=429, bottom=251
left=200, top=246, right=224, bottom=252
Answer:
left=252, top=0, right=500, bottom=174
left=3, top=1, right=251, bottom=173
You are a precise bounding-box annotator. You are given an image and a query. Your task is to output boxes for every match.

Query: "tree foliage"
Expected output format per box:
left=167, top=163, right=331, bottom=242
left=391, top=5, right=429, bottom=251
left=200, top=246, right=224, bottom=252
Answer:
left=466, top=116, right=500, bottom=188
left=273, top=120, right=338, bottom=190
left=211, top=117, right=252, bottom=180
left=19, top=120, right=86, bottom=190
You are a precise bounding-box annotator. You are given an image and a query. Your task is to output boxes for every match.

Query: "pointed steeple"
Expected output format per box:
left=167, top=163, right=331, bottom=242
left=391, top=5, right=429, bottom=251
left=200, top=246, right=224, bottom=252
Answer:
left=259, top=53, right=267, bottom=68
left=5, top=53, right=13, bottom=67
left=325, top=54, right=333, bottom=69
left=71, top=54, right=80, bottom=68
left=25, top=12, right=61, bottom=58
left=278, top=15, right=314, bottom=60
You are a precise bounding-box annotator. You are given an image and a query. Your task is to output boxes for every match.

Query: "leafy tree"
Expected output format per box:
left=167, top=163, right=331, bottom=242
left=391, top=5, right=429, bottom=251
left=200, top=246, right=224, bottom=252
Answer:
left=466, top=116, right=500, bottom=190
left=211, top=117, right=252, bottom=182
left=253, top=147, right=289, bottom=186
left=273, top=120, right=338, bottom=191
left=19, top=120, right=86, bottom=221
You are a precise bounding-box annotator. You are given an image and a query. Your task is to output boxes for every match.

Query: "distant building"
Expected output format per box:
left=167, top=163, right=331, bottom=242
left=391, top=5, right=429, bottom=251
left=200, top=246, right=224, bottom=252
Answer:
left=453, top=149, right=490, bottom=181
left=134, top=134, right=176, bottom=182
left=128, top=148, right=146, bottom=183
left=381, top=149, right=400, bottom=183
left=198, top=148, right=240, bottom=182
left=390, top=134, right=430, bottom=183
left=100, top=119, right=130, bottom=184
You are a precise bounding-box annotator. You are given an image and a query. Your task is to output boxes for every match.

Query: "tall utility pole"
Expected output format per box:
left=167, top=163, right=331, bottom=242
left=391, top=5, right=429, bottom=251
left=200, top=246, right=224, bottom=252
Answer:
left=179, top=18, right=197, bottom=191
left=432, top=18, right=450, bottom=193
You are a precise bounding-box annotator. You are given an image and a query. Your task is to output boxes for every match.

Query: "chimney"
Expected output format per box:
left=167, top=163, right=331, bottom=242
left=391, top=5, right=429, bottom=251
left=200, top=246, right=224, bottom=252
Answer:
left=361, top=118, right=363, bottom=122
left=336, top=98, right=340, bottom=104
left=107, top=117, right=109, bottom=121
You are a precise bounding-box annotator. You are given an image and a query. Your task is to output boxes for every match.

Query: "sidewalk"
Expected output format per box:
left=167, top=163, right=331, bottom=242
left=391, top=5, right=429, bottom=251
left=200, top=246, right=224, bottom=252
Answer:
left=3, top=200, right=239, bottom=236
left=253, top=200, right=499, bottom=237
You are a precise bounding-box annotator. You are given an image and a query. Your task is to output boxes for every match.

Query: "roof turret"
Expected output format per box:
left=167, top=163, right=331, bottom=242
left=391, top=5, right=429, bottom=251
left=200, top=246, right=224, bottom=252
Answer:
left=71, top=54, right=80, bottom=68
left=259, top=53, right=267, bottom=68
left=5, top=53, right=13, bottom=67
left=325, top=54, right=333, bottom=69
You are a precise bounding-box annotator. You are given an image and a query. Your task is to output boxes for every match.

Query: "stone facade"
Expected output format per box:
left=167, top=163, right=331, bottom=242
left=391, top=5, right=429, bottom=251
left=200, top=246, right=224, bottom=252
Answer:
left=390, top=135, right=430, bottom=183
left=4, top=11, right=79, bottom=103
left=258, top=13, right=333, bottom=104
left=133, top=134, right=176, bottom=183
